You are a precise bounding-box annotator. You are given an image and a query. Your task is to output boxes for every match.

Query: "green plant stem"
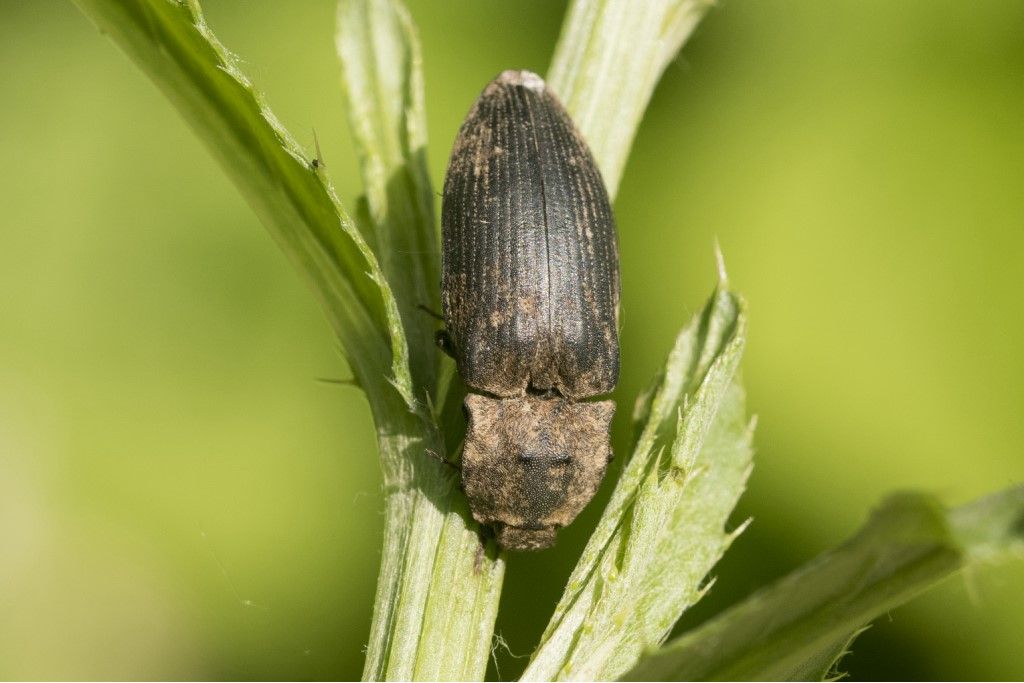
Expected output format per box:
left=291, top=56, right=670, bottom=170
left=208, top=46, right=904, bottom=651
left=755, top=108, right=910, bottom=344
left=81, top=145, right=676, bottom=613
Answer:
left=365, top=434, right=504, bottom=681
left=336, top=1, right=505, bottom=678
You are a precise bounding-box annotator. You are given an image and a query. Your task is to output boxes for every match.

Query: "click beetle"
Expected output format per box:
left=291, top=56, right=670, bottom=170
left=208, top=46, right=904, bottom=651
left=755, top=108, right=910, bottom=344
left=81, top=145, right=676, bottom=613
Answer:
left=441, top=70, right=620, bottom=551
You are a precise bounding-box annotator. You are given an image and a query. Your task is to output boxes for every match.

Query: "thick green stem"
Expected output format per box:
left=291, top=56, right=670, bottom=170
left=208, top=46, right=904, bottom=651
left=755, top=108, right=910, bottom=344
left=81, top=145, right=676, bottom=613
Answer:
left=363, top=425, right=505, bottom=681
left=335, top=1, right=506, bottom=678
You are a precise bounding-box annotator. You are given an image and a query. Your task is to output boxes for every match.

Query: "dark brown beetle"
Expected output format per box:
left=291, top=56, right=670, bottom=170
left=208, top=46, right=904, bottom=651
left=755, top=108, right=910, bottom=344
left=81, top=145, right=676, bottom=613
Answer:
left=440, top=70, right=620, bottom=551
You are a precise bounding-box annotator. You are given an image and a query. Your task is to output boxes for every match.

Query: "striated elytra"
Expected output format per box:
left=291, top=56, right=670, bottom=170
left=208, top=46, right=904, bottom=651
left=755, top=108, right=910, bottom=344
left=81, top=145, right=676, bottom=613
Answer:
left=440, top=70, right=620, bottom=551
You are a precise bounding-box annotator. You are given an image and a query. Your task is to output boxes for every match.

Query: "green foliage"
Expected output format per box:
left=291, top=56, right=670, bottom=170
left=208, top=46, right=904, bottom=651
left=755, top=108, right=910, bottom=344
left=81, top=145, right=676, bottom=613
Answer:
left=523, top=276, right=752, bottom=681
left=621, top=487, right=1024, bottom=681
left=69, top=0, right=1024, bottom=680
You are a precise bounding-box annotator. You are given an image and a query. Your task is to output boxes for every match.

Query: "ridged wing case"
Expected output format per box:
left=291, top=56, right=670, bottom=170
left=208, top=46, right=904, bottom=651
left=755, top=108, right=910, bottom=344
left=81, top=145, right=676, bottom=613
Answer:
left=441, top=70, right=619, bottom=400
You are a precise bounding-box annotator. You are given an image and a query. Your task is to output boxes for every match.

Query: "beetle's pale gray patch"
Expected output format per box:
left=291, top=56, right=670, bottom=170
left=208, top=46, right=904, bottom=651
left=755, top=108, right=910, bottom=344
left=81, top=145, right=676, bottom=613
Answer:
left=498, top=69, right=545, bottom=93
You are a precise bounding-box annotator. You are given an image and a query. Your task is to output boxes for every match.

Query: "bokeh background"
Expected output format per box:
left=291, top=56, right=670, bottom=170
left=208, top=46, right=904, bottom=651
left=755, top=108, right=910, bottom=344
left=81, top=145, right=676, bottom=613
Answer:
left=2, top=0, right=1022, bottom=679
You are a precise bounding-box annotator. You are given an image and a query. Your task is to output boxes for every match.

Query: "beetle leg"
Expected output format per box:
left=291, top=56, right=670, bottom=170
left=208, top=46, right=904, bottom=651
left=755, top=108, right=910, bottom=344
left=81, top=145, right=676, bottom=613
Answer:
left=424, top=447, right=459, bottom=473
left=473, top=538, right=486, bottom=574
left=472, top=524, right=496, bottom=573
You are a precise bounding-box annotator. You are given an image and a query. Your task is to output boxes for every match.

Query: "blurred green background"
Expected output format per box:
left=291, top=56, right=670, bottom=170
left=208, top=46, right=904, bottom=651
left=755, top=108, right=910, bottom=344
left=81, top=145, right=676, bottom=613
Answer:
left=1, top=0, right=1022, bottom=679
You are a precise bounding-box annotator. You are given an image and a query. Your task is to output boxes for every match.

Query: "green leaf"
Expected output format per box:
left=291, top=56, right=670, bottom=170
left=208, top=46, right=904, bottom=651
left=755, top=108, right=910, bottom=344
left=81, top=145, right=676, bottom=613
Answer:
left=780, top=628, right=867, bottom=682
left=620, top=486, right=1024, bottom=681
left=548, top=0, right=715, bottom=196
left=522, top=271, right=753, bottom=682
left=337, top=0, right=439, bottom=397
left=69, top=0, right=414, bottom=415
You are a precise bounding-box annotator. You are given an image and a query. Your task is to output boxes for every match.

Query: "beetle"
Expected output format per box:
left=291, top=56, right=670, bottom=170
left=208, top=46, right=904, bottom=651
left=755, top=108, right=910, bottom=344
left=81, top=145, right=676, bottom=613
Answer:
left=440, top=69, right=620, bottom=551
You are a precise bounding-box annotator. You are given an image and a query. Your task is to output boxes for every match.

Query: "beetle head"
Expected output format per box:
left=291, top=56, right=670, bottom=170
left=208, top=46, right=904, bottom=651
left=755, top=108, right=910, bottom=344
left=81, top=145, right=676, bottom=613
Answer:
left=462, top=393, right=615, bottom=551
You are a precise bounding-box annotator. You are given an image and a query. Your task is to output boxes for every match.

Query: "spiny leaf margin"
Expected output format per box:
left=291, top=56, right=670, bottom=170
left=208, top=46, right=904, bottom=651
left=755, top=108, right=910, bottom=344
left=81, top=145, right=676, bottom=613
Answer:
left=621, top=486, right=1024, bottom=681
left=71, top=0, right=418, bottom=413
left=337, top=0, right=440, bottom=398
left=523, top=274, right=754, bottom=681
